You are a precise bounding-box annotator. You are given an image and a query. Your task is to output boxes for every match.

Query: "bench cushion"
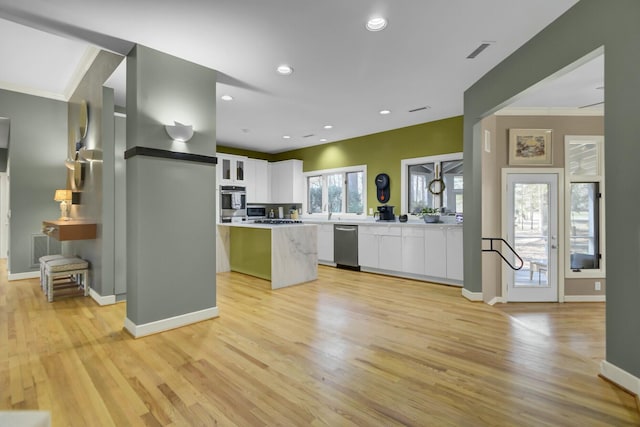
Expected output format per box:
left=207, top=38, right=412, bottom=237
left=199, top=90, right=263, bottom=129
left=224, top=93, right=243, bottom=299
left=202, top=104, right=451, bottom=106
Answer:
left=45, top=257, right=88, bottom=272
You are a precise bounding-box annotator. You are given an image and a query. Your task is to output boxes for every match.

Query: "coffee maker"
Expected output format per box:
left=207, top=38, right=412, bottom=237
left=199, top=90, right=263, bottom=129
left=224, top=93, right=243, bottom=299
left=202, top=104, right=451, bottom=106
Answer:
left=377, top=205, right=395, bottom=221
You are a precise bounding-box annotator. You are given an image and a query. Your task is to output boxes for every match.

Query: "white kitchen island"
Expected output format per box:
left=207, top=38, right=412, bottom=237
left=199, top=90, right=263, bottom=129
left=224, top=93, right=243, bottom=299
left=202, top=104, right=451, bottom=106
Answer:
left=217, top=222, right=318, bottom=289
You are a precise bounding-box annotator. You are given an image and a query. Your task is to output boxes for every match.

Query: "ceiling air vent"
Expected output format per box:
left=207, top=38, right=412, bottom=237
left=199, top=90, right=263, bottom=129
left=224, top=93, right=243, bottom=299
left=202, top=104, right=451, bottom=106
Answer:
left=303, top=134, right=315, bottom=138
left=409, top=106, right=430, bottom=113
left=467, top=43, right=491, bottom=59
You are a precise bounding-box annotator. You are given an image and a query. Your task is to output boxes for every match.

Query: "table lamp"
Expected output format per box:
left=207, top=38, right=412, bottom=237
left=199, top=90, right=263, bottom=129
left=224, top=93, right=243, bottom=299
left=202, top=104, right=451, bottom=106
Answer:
left=54, top=189, right=72, bottom=220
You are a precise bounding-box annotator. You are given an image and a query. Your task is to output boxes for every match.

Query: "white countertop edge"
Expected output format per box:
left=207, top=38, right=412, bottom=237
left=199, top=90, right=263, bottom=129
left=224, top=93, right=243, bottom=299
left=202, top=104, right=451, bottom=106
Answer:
left=217, top=222, right=318, bottom=229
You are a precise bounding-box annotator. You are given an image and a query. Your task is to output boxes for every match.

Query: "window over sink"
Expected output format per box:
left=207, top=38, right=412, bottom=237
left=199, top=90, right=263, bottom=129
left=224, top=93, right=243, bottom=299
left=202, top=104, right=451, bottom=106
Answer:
left=304, top=165, right=367, bottom=216
left=401, top=153, right=464, bottom=216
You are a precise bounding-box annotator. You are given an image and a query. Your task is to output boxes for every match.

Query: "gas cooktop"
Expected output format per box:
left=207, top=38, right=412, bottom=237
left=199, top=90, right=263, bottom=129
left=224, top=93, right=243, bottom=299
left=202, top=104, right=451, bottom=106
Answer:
left=253, top=219, right=303, bottom=224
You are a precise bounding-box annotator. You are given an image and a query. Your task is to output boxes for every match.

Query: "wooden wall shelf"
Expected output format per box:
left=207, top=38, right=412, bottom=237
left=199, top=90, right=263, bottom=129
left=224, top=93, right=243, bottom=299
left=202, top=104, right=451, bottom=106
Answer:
left=42, top=220, right=97, bottom=241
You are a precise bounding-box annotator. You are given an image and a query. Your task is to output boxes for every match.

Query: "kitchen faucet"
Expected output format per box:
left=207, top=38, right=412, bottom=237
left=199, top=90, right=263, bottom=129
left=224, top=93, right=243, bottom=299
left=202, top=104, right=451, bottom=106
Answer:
left=324, top=204, right=332, bottom=220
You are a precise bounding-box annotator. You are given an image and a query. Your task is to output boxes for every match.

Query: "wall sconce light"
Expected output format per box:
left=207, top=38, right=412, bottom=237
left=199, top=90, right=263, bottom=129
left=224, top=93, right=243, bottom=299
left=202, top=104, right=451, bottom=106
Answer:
left=54, top=189, right=72, bottom=220
left=165, top=121, right=194, bottom=142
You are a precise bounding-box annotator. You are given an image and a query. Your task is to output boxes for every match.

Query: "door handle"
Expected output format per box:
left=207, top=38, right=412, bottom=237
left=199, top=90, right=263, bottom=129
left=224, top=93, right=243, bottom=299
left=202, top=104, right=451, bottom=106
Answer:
left=551, top=244, right=558, bottom=249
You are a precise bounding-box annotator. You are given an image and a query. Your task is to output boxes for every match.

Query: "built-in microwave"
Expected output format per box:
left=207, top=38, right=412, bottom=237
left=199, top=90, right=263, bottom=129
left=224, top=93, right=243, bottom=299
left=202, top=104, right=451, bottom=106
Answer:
left=247, top=205, right=267, bottom=219
left=220, top=186, right=246, bottom=223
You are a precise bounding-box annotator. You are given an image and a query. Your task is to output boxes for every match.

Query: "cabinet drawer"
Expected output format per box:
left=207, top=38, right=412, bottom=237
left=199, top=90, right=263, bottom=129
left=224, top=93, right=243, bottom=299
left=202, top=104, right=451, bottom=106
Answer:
left=42, top=221, right=97, bottom=241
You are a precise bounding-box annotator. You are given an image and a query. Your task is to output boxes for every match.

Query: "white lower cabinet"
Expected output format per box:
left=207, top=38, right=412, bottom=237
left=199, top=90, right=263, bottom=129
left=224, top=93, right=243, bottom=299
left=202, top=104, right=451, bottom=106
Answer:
left=424, top=227, right=447, bottom=279
left=317, top=224, right=334, bottom=263
left=378, top=227, right=402, bottom=272
left=358, top=226, right=379, bottom=268
left=401, top=227, right=425, bottom=275
left=446, top=227, right=464, bottom=281
left=312, top=221, right=463, bottom=285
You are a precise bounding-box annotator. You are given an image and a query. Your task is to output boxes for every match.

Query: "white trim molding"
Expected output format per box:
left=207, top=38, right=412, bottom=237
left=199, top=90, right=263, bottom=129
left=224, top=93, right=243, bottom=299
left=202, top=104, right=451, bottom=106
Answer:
left=487, top=296, right=506, bottom=305
left=8, top=271, right=39, bottom=281
left=462, top=288, right=483, bottom=301
left=125, top=306, right=219, bottom=338
left=600, top=360, right=640, bottom=397
left=563, top=295, right=606, bottom=302
left=90, top=289, right=117, bottom=306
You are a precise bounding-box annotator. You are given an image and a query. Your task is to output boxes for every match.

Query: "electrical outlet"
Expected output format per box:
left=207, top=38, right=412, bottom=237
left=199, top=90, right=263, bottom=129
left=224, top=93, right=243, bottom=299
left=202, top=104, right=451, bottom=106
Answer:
left=369, top=208, right=373, bottom=215
left=595, top=281, right=601, bottom=291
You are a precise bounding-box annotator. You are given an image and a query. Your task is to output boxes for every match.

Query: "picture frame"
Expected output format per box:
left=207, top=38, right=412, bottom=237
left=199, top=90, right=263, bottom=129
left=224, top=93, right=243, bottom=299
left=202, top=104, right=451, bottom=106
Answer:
left=508, top=128, right=552, bottom=165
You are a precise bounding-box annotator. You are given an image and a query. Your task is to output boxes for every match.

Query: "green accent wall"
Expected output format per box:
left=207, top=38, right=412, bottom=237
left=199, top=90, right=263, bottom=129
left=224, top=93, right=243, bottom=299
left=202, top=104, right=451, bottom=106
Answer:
left=230, top=227, right=272, bottom=280
left=220, top=116, right=462, bottom=211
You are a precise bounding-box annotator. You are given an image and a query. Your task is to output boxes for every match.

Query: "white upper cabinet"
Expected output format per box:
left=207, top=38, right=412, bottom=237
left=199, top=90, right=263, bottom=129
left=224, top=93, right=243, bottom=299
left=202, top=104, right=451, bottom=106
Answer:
left=245, top=158, right=270, bottom=203
left=217, top=153, right=247, bottom=187
left=270, top=159, right=304, bottom=203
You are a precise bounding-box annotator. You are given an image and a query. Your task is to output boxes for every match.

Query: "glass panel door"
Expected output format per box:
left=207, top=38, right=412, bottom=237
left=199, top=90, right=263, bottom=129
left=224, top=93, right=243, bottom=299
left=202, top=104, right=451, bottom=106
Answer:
left=506, top=173, right=558, bottom=302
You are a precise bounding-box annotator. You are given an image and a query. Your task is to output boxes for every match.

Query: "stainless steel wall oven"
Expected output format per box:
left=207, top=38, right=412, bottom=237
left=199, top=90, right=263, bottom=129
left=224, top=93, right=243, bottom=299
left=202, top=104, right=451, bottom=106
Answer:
left=220, top=186, right=247, bottom=223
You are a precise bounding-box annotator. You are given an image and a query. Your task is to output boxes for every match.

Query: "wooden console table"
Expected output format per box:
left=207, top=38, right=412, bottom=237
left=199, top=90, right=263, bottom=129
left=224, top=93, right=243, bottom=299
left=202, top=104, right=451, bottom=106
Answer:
left=42, top=220, right=97, bottom=241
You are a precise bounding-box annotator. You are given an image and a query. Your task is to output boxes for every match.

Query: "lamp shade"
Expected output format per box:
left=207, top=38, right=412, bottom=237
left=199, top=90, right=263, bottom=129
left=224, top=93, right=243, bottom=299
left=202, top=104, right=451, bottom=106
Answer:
left=54, top=189, right=72, bottom=202
left=165, top=121, right=194, bottom=142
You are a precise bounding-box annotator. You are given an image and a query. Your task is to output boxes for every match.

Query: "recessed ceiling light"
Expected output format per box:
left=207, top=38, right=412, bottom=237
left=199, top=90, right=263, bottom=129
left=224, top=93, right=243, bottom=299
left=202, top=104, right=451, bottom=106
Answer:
left=320, top=138, right=327, bottom=142
left=277, top=65, right=294, bottom=75
left=323, top=125, right=333, bottom=129
left=379, top=109, right=391, bottom=115
left=282, top=135, right=291, bottom=139
left=366, top=17, right=388, bottom=32
left=220, top=94, right=233, bottom=101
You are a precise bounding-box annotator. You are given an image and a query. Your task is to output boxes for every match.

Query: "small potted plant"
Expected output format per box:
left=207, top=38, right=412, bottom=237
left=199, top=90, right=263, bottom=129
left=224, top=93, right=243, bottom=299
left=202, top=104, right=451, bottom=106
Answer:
left=418, top=207, right=440, bottom=223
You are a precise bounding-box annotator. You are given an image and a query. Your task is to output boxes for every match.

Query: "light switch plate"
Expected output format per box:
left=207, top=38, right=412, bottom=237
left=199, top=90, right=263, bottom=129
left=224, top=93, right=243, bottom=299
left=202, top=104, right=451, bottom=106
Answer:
left=484, top=130, right=491, bottom=153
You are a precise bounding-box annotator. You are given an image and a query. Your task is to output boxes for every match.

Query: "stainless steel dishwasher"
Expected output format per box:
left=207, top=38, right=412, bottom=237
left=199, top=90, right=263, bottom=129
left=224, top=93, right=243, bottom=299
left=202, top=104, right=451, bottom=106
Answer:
left=334, top=224, right=360, bottom=270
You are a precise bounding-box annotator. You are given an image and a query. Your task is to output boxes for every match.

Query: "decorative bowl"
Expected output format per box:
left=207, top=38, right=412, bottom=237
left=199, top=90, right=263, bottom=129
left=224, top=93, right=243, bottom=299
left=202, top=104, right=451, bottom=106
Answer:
left=423, top=215, right=440, bottom=223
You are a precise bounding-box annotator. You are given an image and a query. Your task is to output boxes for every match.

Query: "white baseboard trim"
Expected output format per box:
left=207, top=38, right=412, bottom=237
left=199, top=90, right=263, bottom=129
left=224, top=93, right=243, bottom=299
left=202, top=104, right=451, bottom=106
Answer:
left=8, top=271, right=39, bottom=281
left=462, top=288, right=483, bottom=301
left=600, top=360, right=640, bottom=396
left=487, top=296, right=506, bottom=305
left=124, top=306, right=219, bottom=338
left=90, top=289, right=117, bottom=306
left=563, top=295, right=606, bottom=302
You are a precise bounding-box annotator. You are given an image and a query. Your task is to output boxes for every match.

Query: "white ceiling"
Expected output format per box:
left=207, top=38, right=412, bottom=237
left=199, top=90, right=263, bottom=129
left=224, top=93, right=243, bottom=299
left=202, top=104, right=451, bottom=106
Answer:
left=0, top=0, right=585, bottom=153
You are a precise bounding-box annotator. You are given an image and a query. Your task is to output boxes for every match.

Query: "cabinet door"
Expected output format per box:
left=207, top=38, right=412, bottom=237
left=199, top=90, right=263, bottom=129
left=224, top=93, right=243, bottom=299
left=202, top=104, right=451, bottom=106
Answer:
left=402, top=227, right=425, bottom=275
left=424, top=227, right=447, bottom=278
left=217, top=154, right=248, bottom=186
left=235, top=158, right=245, bottom=184
left=318, top=224, right=334, bottom=262
left=446, top=227, right=464, bottom=281
left=253, top=159, right=270, bottom=202
left=220, top=156, right=232, bottom=185
left=358, top=226, right=378, bottom=268
left=270, top=162, right=285, bottom=202
left=270, top=159, right=303, bottom=203
left=244, top=159, right=256, bottom=201
left=378, top=227, right=402, bottom=272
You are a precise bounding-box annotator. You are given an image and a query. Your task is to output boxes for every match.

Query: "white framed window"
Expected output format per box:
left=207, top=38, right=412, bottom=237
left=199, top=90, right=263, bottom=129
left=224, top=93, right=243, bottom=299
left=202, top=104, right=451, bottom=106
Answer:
left=564, top=135, right=605, bottom=278
left=303, top=165, right=367, bottom=217
left=401, top=153, right=463, bottom=215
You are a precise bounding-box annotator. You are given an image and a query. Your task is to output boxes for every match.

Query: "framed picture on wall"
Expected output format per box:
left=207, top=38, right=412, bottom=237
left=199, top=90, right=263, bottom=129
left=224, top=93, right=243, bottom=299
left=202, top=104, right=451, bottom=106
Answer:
left=508, top=128, right=552, bottom=165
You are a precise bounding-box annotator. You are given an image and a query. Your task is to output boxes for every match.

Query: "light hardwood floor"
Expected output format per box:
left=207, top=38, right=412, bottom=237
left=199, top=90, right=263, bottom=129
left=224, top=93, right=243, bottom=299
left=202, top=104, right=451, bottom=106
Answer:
left=1, top=262, right=638, bottom=426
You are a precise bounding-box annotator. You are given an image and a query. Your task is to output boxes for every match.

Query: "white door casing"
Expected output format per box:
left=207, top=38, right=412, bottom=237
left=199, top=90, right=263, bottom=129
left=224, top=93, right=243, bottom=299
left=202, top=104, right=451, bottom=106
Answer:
left=502, top=169, right=564, bottom=302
